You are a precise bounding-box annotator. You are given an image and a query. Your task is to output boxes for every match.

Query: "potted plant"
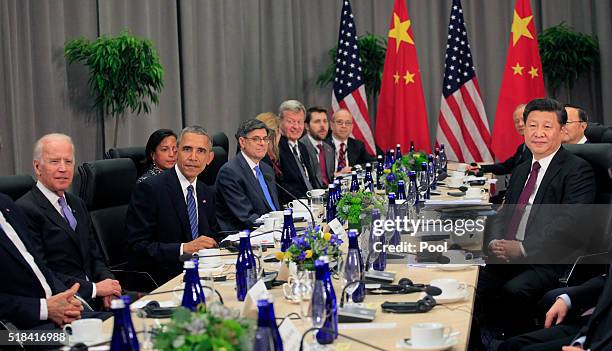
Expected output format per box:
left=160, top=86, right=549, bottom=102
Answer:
left=336, top=190, right=386, bottom=230
left=65, top=31, right=164, bottom=147
left=153, top=304, right=254, bottom=351
left=382, top=151, right=428, bottom=194
left=538, top=23, right=599, bottom=100
left=317, top=33, right=387, bottom=111
left=276, top=226, right=343, bottom=271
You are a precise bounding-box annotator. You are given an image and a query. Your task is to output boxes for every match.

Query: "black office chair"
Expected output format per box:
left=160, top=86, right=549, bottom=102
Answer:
left=199, top=145, right=228, bottom=186
left=601, top=128, right=612, bottom=143
left=105, top=146, right=148, bottom=177
left=584, top=123, right=609, bottom=143
left=80, top=158, right=158, bottom=291
left=564, top=143, right=612, bottom=204
left=0, top=174, right=36, bottom=201
left=212, top=132, right=229, bottom=154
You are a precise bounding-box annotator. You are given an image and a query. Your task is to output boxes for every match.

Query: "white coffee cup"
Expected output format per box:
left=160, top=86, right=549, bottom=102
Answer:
left=63, top=318, right=102, bottom=343
left=430, top=278, right=467, bottom=297
left=288, top=199, right=309, bottom=212
left=410, top=322, right=452, bottom=347
left=465, top=187, right=485, bottom=198
left=447, top=177, right=463, bottom=188
left=455, top=163, right=467, bottom=172
left=197, top=248, right=222, bottom=267
left=306, top=189, right=326, bottom=197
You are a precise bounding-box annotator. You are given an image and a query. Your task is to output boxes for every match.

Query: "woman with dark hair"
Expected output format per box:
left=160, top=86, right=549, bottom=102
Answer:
left=137, top=129, right=178, bottom=183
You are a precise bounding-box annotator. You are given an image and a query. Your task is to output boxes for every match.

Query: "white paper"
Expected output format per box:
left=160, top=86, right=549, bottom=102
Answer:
left=278, top=318, right=301, bottom=350
left=328, top=218, right=346, bottom=237
left=130, top=299, right=177, bottom=310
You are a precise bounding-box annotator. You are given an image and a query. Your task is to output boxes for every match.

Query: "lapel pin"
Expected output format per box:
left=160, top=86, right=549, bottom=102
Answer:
left=5, top=208, right=10, bottom=212
left=202, top=199, right=207, bottom=204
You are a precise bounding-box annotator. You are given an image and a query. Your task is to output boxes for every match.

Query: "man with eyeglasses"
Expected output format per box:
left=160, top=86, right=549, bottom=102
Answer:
left=327, top=109, right=376, bottom=174
left=277, top=100, right=317, bottom=204
left=127, top=126, right=220, bottom=284
left=215, top=119, right=280, bottom=232
left=562, top=104, right=589, bottom=145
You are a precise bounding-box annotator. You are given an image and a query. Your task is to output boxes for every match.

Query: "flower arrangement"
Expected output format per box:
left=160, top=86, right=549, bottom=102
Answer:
left=153, top=304, right=254, bottom=351
left=336, top=190, right=386, bottom=227
left=383, top=151, right=428, bottom=194
left=275, top=226, right=343, bottom=271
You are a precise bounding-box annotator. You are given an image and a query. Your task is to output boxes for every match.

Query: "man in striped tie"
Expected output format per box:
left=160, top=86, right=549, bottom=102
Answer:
left=215, top=119, right=280, bottom=232
left=127, top=126, right=220, bottom=284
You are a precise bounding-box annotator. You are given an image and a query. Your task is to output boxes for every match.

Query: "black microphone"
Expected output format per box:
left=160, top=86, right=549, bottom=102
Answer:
left=364, top=247, right=451, bottom=267
left=264, top=174, right=316, bottom=227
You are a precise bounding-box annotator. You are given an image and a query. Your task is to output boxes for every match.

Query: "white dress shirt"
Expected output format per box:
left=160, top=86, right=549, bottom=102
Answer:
left=0, top=211, right=53, bottom=321
left=514, top=147, right=560, bottom=255
left=36, top=182, right=96, bottom=298
left=288, top=140, right=302, bottom=160
left=307, top=135, right=323, bottom=156
left=241, top=151, right=260, bottom=178
left=577, top=135, right=588, bottom=144
left=176, top=165, right=198, bottom=255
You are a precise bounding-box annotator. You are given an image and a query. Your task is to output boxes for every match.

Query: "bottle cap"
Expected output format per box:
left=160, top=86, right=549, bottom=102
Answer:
left=328, top=184, right=335, bottom=189
left=377, top=155, right=383, bottom=160
left=365, top=163, right=371, bottom=167
left=283, top=209, right=293, bottom=215
left=351, top=171, right=357, bottom=175
left=348, top=229, right=358, bottom=238
left=239, top=230, right=250, bottom=238
left=183, top=260, right=196, bottom=269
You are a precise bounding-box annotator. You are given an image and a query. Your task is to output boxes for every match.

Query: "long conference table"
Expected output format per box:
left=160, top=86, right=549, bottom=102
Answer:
left=102, top=164, right=489, bottom=350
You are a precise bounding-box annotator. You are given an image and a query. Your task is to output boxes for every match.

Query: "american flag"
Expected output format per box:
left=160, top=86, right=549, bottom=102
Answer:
left=435, top=0, right=493, bottom=163
left=331, top=0, right=376, bottom=155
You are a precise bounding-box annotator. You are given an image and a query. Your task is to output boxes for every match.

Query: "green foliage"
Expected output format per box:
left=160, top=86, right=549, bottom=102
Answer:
left=153, top=304, right=254, bottom=351
left=538, top=23, right=599, bottom=95
left=336, top=191, right=386, bottom=226
left=383, top=151, right=427, bottom=194
left=316, top=33, right=387, bottom=101
left=65, top=31, right=164, bottom=117
left=280, top=226, right=343, bottom=271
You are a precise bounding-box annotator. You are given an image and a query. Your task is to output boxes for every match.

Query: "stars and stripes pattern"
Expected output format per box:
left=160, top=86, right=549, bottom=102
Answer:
left=435, top=0, right=493, bottom=163
left=331, top=0, right=376, bottom=155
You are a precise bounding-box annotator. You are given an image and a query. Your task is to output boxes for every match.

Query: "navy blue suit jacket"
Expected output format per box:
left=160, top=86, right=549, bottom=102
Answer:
left=277, top=135, right=316, bottom=204
left=215, top=152, right=280, bottom=232
left=0, top=193, right=67, bottom=329
left=126, top=168, right=219, bottom=283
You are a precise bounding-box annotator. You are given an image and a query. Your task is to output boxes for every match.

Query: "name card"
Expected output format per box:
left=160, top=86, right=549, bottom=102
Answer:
left=328, top=218, right=346, bottom=237
left=278, top=318, right=301, bottom=350
left=240, top=279, right=268, bottom=319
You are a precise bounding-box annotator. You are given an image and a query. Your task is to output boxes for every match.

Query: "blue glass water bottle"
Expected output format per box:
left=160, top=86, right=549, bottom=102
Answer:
left=371, top=209, right=386, bottom=271
left=181, top=259, right=206, bottom=311
left=253, top=299, right=274, bottom=351
left=363, top=163, right=374, bottom=192
left=347, top=229, right=366, bottom=303
left=110, top=297, right=139, bottom=351
left=349, top=171, right=359, bottom=192
left=236, top=231, right=257, bottom=301
left=280, top=209, right=296, bottom=252
left=314, top=257, right=338, bottom=344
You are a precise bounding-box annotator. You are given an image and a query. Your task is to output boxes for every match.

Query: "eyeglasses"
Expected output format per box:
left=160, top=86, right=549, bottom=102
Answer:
left=244, top=136, right=271, bottom=144
left=334, top=120, right=353, bottom=126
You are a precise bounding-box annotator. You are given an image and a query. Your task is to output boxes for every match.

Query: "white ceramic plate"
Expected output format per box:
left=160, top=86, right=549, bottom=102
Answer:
left=397, top=337, right=458, bottom=350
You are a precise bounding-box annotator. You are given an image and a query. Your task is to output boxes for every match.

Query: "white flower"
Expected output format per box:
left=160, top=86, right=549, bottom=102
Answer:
left=172, top=335, right=185, bottom=348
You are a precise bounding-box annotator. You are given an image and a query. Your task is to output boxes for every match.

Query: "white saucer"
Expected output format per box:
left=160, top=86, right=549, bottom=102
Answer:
left=436, top=264, right=473, bottom=271
left=422, top=289, right=469, bottom=304
left=199, top=261, right=224, bottom=269
left=398, top=337, right=458, bottom=350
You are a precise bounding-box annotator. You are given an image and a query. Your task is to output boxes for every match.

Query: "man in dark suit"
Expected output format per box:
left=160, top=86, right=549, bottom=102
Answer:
left=216, top=119, right=280, bottom=232
left=499, top=265, right=612, bottom=351
left=326, top=108, right=375, bottom=174
left=469, top=104, right=532, bottom=175
left=300, top=106, right=335, bottom=188
left=563, top=104, right=589, bottom=145
left=0, top=192, right=83, bottom=329
left=277, top=100, right=317, bottom=204
left=17, top=133, right=120, bottom=309
left=475, top=98, right=596, bottom=339
left=127, top=126, right=220, bottom=284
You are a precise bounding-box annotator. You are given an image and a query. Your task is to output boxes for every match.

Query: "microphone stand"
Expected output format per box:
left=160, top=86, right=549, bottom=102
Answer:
left=299, top=327, right=388, bottom=351
left=264, top=174, right=316, bottom=227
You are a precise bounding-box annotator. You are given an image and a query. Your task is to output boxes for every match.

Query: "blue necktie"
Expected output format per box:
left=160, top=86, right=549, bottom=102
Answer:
left=186, top=185, right=198, bottom=239
left=58, top=197, right=77, bottom=231
left=254, top=165, right=277, bottom=211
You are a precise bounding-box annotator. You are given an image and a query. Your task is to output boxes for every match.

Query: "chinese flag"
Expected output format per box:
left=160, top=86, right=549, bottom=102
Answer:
left=375, top=0, right=431, bottom=153
left=491, top=0, right=545, bottom=161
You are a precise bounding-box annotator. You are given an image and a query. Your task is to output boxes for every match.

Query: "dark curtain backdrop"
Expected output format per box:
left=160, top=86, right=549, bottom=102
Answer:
left=1, top=0, right=610, bottom=175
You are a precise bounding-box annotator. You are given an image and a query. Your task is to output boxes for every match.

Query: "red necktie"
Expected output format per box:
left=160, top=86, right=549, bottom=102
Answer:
left=317, top=143, right=329, bottom=186
left=337, top=142, right=347, bottom=171
left=505, top=161, right=541, bottom=240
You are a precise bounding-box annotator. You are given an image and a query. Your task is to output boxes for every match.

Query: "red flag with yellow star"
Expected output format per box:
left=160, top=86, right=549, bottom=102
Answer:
left=375, top=0, right=431, bottom=153
left=491, top=0, right=545, bottom=161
